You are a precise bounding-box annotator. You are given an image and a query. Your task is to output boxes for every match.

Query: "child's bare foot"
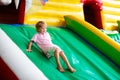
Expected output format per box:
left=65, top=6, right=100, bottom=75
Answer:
left=57, top=67, right=65, bottom=72
left=68, top=67, right=76, bottom=73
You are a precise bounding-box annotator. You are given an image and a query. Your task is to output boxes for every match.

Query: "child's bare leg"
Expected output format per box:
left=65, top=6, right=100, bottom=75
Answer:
left=54, top=49, right=65, bottom=72
left=59, top=51, right=76, bottom=72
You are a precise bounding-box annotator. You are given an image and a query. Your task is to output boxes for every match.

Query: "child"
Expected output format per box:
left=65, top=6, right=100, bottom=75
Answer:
left=26, top=21, right=76, bottom=72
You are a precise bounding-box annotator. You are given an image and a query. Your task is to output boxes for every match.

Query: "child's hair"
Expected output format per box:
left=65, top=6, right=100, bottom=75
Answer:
left=35, top=21, right=45, bottom=32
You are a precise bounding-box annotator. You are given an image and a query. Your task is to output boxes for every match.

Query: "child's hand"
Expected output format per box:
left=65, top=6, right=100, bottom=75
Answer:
left=26, top=49, right=32, bottom=52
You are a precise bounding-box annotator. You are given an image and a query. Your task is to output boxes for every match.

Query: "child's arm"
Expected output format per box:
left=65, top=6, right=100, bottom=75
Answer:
left=26, top=41, right=33, bottom=52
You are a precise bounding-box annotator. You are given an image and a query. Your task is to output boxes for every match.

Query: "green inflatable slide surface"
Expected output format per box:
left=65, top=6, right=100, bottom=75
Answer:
left=0, top=23, right=120, bottom=80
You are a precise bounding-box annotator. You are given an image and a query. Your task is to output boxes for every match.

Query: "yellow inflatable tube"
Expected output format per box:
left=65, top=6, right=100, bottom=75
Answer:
left=103, top=0, right=120, bottom=8
left=103, top=6, right=120, bottom=16
left=48, top=0, right=81, bottom=4
left=42, top=2, right=82, bottom=12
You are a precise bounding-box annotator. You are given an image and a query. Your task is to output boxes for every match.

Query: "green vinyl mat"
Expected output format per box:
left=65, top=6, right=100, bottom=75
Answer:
left=0, top=24, right=120, bottom=80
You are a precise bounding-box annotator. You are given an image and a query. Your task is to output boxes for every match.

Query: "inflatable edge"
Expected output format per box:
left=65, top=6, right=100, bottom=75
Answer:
left=0, top=28, right=48, bottom=80
left=64, top=15, right=120, bottom=67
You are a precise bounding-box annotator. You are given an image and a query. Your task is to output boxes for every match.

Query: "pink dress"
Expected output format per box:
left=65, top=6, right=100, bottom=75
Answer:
left=31, top=32, right=61, bottom=58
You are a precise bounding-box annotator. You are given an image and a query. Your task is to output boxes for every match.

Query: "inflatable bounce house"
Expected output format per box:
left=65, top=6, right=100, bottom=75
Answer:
left=0, top=0, right=120, bottom=80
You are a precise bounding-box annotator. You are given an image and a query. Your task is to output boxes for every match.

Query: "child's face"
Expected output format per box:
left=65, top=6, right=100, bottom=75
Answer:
left=38, top=24, right=47, bottom=34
